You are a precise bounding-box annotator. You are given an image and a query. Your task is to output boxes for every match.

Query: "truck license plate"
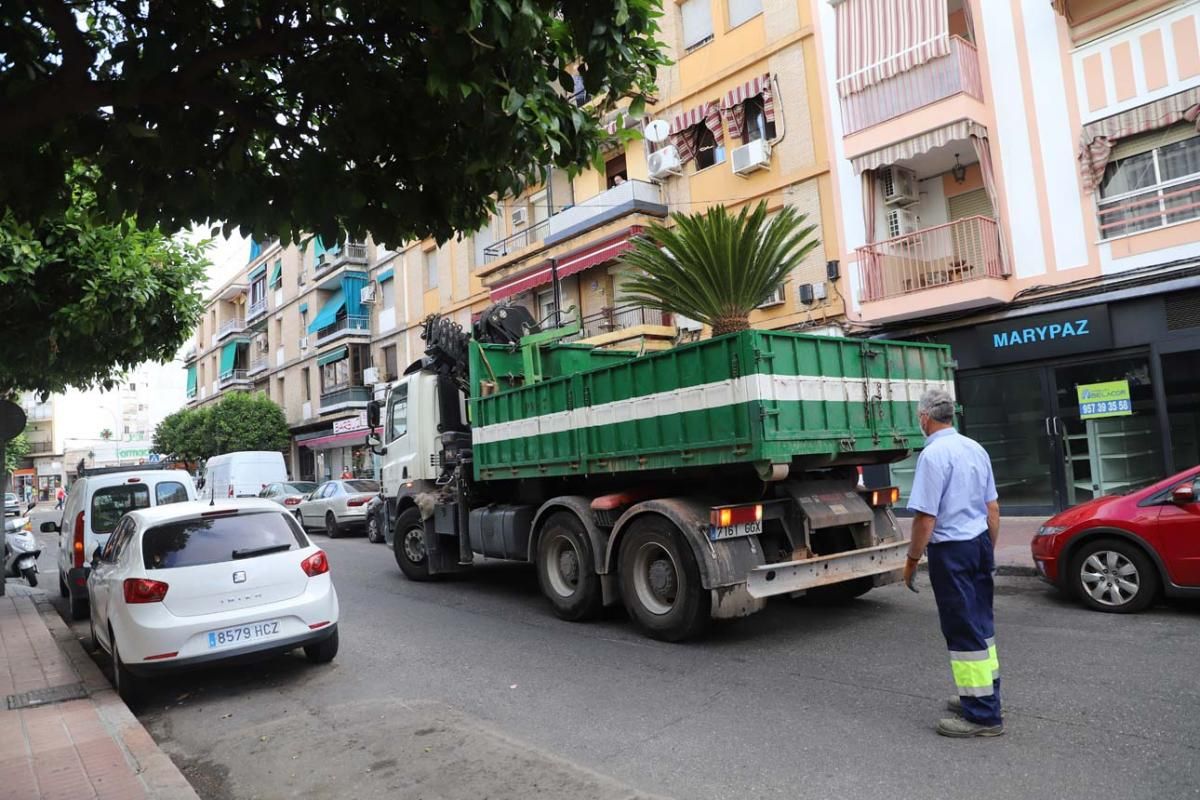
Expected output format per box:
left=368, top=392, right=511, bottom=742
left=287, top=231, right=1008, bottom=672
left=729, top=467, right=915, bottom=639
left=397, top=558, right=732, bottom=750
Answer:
left=709, top=520, right=763, bottom=541
left=207, top=620, right=280, bottom=650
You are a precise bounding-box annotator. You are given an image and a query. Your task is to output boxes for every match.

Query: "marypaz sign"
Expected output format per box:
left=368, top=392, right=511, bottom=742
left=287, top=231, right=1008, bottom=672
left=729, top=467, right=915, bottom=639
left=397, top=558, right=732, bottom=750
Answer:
left=976, top=305, right=1112, bottom=366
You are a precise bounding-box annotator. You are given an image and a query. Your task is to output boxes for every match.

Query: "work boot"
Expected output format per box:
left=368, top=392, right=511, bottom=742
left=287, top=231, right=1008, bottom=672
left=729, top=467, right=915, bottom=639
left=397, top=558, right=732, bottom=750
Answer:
left=947, top=697, right=1005, bottom=717
left=936, top=717, right=1004, bottom=738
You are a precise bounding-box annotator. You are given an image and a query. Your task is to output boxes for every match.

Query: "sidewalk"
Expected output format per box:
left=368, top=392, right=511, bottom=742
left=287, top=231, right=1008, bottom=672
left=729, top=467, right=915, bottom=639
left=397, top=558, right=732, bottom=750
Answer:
left=0, top=594, right=199, bottom=800
left=897, top=516, right=1041, bottom=575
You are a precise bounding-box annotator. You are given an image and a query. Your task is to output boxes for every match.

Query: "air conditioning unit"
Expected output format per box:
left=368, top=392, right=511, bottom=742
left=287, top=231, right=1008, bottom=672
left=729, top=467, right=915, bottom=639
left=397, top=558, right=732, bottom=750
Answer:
left=886, top=207, right=920, bottom=238
left=674, top=313, right=703, bottom=332
left=511, top=206, right=529, bottom=227
left=731, top=138, right=771, bottom=176
left=255, top=335, right=269, bottom=352
left=757, top=284, right=786, bottom=308
left=880, top=165, right=918, bottom=206
left=360, top=282, right=377, bottom=305
left=648, top=145, right=683, bottom=180
left=299, top=336, right=309, bottom=351
left=363, top=367, right=380, bottom=385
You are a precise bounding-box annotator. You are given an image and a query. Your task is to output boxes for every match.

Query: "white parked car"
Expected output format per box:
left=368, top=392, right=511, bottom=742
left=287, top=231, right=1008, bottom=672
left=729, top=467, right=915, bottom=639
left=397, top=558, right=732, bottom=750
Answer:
left=46, top=466, right=196, bottom=620
left=87, top=499, right=339, bottom=703
left=295, top=479, right=380, bottom=538
left=259, top=481, right=319, bottom=509
left=202, top=451, right=288, bottom=499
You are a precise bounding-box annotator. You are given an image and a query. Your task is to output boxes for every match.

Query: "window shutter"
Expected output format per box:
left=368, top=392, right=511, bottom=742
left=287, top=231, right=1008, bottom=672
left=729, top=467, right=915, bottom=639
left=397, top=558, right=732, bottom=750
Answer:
left=728, top=0, right=763, bottom=27
left=1109, top=122, right=1200, bottom=162
left=947, top=188, right=994, bottom=221
left=680, top=0, right=714, bottom=49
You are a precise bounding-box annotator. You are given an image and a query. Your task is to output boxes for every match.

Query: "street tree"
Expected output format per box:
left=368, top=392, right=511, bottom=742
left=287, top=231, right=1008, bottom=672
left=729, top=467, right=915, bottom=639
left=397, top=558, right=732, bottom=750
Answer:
left=0, top=167, right=208, bottom=398
left=0, top=1, right=667, bottom=246
left=3, top=433, right=29, bottom=477
left=153, top=393, right=290, bottom=462
left=619, top=202, right=821, bottom=336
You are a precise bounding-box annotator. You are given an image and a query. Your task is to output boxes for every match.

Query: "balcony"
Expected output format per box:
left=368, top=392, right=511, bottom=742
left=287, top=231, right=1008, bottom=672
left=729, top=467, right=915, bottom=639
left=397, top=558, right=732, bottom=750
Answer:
left=578, top=304, right=676, bottom=351
left=218, top=369, right=252, bottom=388
left=319, top=386, right=371, bottom=413
left=315, top=314, right=370, bottom=346
left=246, top=296, right=269, bottom=323
left=215, top=317, right=248, bottom=342
left=247, top=357, right=269, bottom=377
left=840, top=36, right=982, bottom=135
left=27, top=441, right=55, bottom=454
left=482, top=218, right=551, bottom=264
left=315, top=242, right=368, bottom=276
left=856, top=216, right=1009, bottom=320
left=545, top=180, right=666, bottom=245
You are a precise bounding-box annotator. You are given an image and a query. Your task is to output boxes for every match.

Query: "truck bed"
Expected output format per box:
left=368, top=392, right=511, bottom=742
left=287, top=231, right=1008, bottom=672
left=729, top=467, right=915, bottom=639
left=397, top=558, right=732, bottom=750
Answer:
left=470, top=330, right=953, bottom=481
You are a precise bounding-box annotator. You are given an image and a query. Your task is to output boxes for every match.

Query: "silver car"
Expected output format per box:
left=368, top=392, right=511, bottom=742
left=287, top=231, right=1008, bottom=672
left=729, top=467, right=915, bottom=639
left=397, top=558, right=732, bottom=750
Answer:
left=295, top=480, right=380, bottom=538
left=260, top=481, right=319, bottom=510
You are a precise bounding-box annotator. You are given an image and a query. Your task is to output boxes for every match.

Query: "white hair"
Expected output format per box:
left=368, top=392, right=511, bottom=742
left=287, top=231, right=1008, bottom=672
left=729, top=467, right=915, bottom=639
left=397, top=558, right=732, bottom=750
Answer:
left=918, top=388, right=955, bottom=424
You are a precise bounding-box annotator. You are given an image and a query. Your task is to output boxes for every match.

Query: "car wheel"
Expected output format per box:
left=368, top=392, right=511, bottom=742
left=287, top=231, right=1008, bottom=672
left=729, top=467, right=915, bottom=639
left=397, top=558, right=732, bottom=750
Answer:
left=294, top=510, right=305, bottom=529
left=111, top=633, right=140, bottom=706
left=536, top=512, right=603, bottom=622
left=59, top=571, right=68, bottom=598
left=393, top=507, right=434, bottom=581
left=367, top=514, right=383, bottom=544
left=1069, top=537, right=1159, bottom=614
left=87, top=617, right=98, bottom=652
left=69, top=588, right=88, bottom=621
left=325, top=512, right=341, bottom=539
left=618, top=517, right=710, bottom=642
left=304, top=628, right=339, bottom=664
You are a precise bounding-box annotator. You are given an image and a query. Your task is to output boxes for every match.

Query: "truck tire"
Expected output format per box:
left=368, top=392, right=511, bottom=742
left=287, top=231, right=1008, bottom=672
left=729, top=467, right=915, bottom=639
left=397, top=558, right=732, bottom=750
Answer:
left=394, top=507, right=434, bottom=581
left=618, top=516, right=710, bottom=642
left=803, top=577, right=873, bottom=605
left=536, top=512, right=603, bottom=622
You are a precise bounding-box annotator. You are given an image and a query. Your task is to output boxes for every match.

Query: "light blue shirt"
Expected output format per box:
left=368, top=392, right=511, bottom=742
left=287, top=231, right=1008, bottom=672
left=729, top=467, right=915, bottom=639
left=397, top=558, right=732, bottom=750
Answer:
left=907, top=427, right=998, bottom=543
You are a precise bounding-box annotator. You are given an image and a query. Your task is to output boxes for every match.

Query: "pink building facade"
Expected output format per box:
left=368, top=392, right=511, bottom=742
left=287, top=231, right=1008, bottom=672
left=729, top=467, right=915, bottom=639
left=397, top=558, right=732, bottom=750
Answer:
left=813, top=0, right=1200, bottom=514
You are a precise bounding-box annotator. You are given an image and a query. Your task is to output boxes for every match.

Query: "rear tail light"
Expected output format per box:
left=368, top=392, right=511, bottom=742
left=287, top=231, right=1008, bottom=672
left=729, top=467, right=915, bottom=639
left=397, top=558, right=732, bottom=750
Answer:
left=72, top=511, right=85, bottom=569
left=284, top=497, right=301, bottom=506
left=861, top=486, right=900, bottom=507
left=347, top=496, right=371, bottom=507
left=123, top=578, right=169, bottom=604
left=301, top=550, right=329, bottom=577
left=709, top=504, right=762, bottom=528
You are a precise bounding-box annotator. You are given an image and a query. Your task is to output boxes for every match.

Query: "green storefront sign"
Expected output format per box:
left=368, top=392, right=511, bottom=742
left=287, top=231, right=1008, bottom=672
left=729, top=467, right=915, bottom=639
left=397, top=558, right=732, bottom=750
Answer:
left=1077, top=380, right=1132, bottom=419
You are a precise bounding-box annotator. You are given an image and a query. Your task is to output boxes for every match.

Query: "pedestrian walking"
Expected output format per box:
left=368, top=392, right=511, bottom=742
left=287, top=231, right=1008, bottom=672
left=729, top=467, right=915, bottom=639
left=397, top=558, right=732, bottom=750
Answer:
left=903, top=388, right=1003, bottom=738
left=55, top=484, right=65, bottom=509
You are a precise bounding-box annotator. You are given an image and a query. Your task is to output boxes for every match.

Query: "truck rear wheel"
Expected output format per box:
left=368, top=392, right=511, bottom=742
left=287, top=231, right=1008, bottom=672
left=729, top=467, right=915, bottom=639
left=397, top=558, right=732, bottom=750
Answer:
left=536, top=512, right=603, bottom=622
left=803, top=577, right=874, bottom=604
left=618, top=517, right=710, bottom=642
left=394, top=507, right=435, bottom=581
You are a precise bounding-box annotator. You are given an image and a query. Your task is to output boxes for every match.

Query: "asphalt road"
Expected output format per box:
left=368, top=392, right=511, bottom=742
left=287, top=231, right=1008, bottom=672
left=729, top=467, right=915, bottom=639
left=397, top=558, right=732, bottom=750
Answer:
left=19, top=516, right=1200, bottom=800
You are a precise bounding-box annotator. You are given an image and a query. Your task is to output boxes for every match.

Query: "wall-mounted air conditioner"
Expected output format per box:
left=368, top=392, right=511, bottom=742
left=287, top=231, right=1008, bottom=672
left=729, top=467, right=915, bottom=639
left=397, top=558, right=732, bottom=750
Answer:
left=511, top=207, right=529, bottom=227
left=886, top=207, right=920, bottom=238
left=299, top=336, right=309, bottom=351
left=363, top=367, right=380, bottom=385
left=648, top=145, right=683, bottom=180
left=757, top=284, right=786, bottom=308
left=360, top=282, right=377, bottom=304
left=880, top=165, right=918, bottom=206
left=732, top=138, right=771, bottom=176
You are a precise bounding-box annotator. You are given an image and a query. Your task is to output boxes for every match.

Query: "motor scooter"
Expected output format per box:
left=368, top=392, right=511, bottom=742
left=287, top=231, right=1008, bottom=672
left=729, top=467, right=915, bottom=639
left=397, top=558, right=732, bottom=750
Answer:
left=3, top=516, right=40, bottom=587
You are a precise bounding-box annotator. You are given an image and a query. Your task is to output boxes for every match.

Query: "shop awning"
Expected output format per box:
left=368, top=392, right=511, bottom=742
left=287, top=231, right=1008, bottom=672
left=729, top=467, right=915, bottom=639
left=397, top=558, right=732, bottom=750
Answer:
left=377, top=267, right=394, bottom=282
left=186, top=364, right=197, bottom=396
left=308, top=289, right=346, bottom=333
left=317, top=346, right=348, bottom=366
left=488, top=227, right=644, bottom=302
left=850, top=119, right=987, bottom=174
left=219, top=342, right=238, bottom=377
left=248, top=263, right=267, bottom=282
left=269, top=260, right=282, bottom=286
left=298, top=428, right=381, bottom=450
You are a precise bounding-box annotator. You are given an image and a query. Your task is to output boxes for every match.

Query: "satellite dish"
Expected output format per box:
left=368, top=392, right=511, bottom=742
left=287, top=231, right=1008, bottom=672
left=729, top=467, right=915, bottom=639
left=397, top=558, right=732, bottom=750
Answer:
left=644, top=119, right=670, bottom=144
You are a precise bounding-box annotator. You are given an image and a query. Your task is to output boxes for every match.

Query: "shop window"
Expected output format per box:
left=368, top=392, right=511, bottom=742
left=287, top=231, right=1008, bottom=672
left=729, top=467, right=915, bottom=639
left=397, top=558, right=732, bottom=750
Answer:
left=728, top=0, right=763, bottom=28
left=742, top=95, right=776, bottom=143
left=1098, top=123, right=1200, bottom=239
left=694, top=125, right=725, bottom=170
left=680, top=0, right=714, bottom=51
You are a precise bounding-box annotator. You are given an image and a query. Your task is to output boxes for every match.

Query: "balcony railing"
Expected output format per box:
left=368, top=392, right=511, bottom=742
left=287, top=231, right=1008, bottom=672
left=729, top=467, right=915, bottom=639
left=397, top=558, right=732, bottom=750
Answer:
left=315, top=242, right=369, bottom=274
left=247, top=357, right=269, bottom=376
left=320, top=386, right=371, bottom=408
left=315, top=314, right=370, bottom=344
left=483, top=218, right=552, bottom=263
left=840, top=36, right=982, bottom=135
left=219, top=369, right=251, bottom=386
left=216, top=318, right=247, bottom=340
left=246, top=296, right=268, bottom=321
left=580, top=305, right=672, bottom=338
left=1098, top=174, right=1200, bottom=240
left=856, top=215, right=1005, bottom=303
left=27, top=441, right=54, bottom=454
left=545, top=179, right=663, bottom=244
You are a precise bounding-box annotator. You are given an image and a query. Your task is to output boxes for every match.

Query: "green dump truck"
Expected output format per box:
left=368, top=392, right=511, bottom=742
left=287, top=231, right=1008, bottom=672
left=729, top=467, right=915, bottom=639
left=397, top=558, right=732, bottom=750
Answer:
left=367, top=307, right=954, bottom=640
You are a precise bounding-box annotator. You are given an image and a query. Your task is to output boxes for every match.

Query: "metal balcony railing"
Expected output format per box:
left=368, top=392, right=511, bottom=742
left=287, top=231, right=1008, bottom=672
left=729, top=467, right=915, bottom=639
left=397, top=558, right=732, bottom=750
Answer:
left=840, top=36, right=983, bottom=135
left=27, top=441, right=54, bottom=454
left=219, top=369, right=251, bottom=386
left=316, top=242, right=369, bottom=274
left=580, top=305, right=672, bottom=338
left=247, top=357, right=269, bottom=376
left=320, top=386, right=372, bottom=408
left=855, top=215, right=1006, bottom=303
left=482, top=218, right=551, bottom=263
left=315, top=314, right=370, bottom=343
left=247, top=296, right=268, bottom=321
left=217, top=318, right=247, bottom=339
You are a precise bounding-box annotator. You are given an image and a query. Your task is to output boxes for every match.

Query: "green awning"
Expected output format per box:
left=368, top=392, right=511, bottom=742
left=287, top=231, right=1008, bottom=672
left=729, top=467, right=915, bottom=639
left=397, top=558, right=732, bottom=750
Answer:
left=219, top=342, right=238, bottom=377
left=248, top=264, right=267, bottom=282
left=299, top=302, right=308, bottom=313
left=317, top=346, right=348, bottom=366
left=186, top=364, right=197, bottom=396
left=269, top=260, right=282, bottom=286
left=308, top=288, right=346, bottom=333
left=377, top=268, right=394, bottom=282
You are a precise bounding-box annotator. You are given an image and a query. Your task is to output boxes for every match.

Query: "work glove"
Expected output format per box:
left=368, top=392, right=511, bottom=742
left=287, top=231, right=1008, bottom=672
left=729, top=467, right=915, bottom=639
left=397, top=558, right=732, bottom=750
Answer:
left=903, top=555, right=920, bottom=593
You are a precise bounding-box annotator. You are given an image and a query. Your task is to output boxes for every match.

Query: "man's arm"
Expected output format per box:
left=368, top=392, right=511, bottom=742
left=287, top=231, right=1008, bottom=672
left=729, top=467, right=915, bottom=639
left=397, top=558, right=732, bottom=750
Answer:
left=909, top=512, right=936, bottom=559
left=986, top=500, right=1000, bottom=547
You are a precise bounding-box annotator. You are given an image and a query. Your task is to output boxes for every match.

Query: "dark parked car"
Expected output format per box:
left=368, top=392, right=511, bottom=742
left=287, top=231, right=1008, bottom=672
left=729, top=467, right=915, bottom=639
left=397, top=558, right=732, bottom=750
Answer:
left=1031, top=465, right=1200, bottom=613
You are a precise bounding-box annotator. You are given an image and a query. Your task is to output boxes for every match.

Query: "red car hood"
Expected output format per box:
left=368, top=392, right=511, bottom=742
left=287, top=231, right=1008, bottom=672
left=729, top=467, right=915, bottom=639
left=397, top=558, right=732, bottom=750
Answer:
left=1044, top=493, right=1127, bottom=528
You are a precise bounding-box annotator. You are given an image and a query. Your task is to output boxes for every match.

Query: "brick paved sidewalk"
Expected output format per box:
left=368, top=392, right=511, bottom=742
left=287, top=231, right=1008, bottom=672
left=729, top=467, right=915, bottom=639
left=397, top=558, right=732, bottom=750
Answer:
left=897, top=516, right=1042, bottom=575
left=0, top=595, right=199, bottom=800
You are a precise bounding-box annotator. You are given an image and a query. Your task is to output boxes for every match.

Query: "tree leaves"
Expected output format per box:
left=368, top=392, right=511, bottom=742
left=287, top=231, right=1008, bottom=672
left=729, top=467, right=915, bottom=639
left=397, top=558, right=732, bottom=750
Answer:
left=152, top=393, right=291, bottom=462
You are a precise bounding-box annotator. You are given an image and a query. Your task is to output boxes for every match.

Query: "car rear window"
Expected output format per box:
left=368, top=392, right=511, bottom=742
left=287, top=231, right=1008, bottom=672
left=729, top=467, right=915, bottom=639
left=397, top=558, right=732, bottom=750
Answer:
left=142, top=512, right=307, bottom=570
left=283, top=482, right=317, bottom=494
left=345, top=480, right=380, bottom=493
left=155, top=481, right=190, bottom=505
left=91, top=485, right=151, bottom=534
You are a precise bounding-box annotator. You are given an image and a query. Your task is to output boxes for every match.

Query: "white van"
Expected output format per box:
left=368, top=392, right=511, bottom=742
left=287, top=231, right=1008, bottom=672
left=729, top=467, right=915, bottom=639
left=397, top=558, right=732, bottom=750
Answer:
left=46, top=465, right=196, bottom=619
left=203, top=451, right=288, bottom=500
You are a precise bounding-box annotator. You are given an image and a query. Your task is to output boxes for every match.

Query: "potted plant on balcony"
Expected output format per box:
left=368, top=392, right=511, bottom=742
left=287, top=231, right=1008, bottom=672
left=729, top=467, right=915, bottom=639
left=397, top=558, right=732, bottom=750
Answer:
left=619, top=201, right=819, bottom=335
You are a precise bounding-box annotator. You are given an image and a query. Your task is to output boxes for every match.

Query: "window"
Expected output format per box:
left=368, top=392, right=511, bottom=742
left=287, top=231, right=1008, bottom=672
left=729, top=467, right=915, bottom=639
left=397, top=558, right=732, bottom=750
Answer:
left=680, top=0, right=714, bottom=50
left=424, top=248, right=438, bottom=289
left=321, top=355, right=350, bottom=392
left=154, top=482, right=189, bottom=505
left=388, top=382, right=409, bottom=441
left=380, top=278, right=395, bottom=310
left=250, top=275, right=266, bottom=307
left=90, top=485, right=151, bottom=534
left=694, top=125, right=725, bottom=170
left=606, top=154, right=629, bottom=188
left=742, top=95, right=776, bottom=142
left=101, top=518, right=134, bottom=561
left=302, top=367, right=311, bottom=401
left=383, top=345, right=398, bottom=379
left=1098, top=124, right=1200, bottom=239
left=270, top=259, right=283, bottom=289
left=344, top=480, right=380, bottom=493
left=728, top=0, right=762, bottom=27
left=142, top=512, right=305, bottom=570
left=536, top=289, right=558, bottom=325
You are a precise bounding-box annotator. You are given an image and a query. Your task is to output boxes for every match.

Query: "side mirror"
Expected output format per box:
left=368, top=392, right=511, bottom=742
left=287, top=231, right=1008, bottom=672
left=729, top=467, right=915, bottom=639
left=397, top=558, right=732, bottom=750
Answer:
left=92, top=546, right=104, bottom=566
left=367, top=400, right=382, bottom=429
left=40, top=521, right=59, bottom=533
left=1171, top=484, right=1196, bottom=505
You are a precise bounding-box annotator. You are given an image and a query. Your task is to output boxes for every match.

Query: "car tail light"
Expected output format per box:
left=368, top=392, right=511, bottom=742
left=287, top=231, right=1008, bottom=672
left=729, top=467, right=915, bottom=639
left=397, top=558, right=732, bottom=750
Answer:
left=144, top=651, right=178, bottom=661
left=72, top=511, right=85, bottom=569
left=347, top=496, right=371, bottom=507
left=709, top=504, right=762, bottom=528
left=301, top=550, right=329, bottom=577
left=284, top=497, right=301, bottom=506
left=860, top=486, right=900, bottom=507
left=123, top=578, right=169, bottom=604
left=227, top=485, right=234, bottom=497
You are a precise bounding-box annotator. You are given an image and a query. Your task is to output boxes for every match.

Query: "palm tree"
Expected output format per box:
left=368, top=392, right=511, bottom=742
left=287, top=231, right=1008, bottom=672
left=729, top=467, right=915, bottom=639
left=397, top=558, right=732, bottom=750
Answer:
left=618, top=201, right=820, bottom=336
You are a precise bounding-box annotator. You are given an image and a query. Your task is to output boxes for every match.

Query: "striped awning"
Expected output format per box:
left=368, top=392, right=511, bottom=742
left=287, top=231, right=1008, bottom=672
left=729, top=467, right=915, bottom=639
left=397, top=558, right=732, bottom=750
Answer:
left=850, top=119, right=987, bottom=174
left=722, top=74, right=775, bottom=141
left=834, top=0, right=950, bottom=98
left=489, top=227, right=644, bottom=302
left=669, top=102, right=712, bottom=134
left=1078, top=87, right=1200, bottom=191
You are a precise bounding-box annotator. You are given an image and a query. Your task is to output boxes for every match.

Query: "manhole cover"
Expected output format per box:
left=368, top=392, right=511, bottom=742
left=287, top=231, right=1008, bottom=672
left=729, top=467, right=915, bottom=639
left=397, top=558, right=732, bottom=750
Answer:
left=6, top=682, right=89, bottom=710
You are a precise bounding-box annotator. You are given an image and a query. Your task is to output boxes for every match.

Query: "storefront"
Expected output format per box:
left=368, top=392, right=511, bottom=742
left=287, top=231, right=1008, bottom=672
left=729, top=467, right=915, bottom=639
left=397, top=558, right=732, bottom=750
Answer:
left=295, top=413, right=380, bottom=482
left=883, top=288, right=1200, bottom=515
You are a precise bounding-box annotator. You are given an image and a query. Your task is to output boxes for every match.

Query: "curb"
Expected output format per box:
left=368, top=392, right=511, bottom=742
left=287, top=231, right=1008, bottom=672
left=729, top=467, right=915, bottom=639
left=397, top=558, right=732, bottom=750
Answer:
left=34, top=597, right=202, bottom=800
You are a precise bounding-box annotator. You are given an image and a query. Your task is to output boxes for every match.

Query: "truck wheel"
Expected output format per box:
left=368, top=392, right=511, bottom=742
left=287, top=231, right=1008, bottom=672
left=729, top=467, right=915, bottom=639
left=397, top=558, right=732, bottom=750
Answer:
left=803, top=577, right=873, bottom=605
left=618, top=517, right=710, bottom=642
left=394, top=507, right=434, bottom=581
left=536, top=512, right=603, bottom=622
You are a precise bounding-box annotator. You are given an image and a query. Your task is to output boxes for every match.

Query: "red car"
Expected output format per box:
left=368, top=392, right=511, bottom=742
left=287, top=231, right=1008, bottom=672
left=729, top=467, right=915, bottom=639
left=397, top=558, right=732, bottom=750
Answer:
left=1031, top=465, right=1200, bottom=613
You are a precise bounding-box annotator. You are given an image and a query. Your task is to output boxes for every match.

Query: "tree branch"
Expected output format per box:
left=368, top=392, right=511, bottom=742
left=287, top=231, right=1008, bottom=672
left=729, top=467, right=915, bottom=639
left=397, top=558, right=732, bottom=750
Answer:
left=39, top=0, right=92, bottom=79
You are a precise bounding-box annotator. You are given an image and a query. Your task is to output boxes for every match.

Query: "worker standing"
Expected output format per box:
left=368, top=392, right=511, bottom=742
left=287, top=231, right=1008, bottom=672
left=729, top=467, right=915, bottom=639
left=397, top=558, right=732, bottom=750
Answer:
left=903, top=388, right=1003, bottom=738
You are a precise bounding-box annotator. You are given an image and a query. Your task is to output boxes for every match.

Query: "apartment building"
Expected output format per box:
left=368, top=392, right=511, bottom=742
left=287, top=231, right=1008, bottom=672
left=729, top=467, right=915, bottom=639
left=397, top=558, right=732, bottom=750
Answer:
left=814, top=0, right=1200, bottom=514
